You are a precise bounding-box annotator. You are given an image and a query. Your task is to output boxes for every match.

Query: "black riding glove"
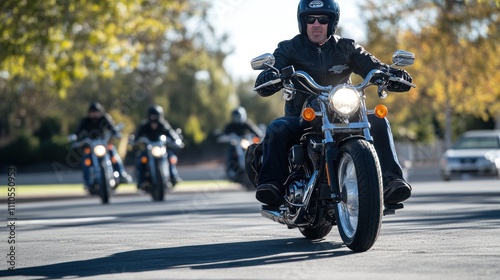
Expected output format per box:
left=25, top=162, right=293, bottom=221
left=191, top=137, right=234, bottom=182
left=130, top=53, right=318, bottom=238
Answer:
left=387, top=68, right=412, bottom=92
left=255, top=70, right=283, bottom=97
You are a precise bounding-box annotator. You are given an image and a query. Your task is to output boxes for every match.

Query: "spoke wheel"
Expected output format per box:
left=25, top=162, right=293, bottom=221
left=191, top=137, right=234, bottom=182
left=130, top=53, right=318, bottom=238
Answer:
left=334, top=139, right=383, bottom=252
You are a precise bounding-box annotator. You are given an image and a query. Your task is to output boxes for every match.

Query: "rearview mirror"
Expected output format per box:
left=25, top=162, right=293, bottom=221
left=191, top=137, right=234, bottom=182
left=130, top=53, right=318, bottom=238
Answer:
left=251, top=53, right=275, bottom=70
left=115, top=122, right=125, bottom=131
left=392, top=50, right=415, bottom=67
left=67, top=134, right=77, bottom=142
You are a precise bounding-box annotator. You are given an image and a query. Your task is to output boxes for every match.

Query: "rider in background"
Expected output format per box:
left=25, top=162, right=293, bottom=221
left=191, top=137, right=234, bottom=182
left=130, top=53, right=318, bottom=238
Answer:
left=133, top=105, right=184, bottom=189
left=75, top=102, right=132, bottom=188
left=253, top=0, right=413, bottom=207
left=220, top=106, right=264, bottom=180
left=222, top=107, right=264, bottom=139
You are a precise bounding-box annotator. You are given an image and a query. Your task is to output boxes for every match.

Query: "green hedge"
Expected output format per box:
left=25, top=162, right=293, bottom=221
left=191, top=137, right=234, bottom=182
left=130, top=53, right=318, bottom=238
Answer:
left=0, top=134, right=69, bottom=167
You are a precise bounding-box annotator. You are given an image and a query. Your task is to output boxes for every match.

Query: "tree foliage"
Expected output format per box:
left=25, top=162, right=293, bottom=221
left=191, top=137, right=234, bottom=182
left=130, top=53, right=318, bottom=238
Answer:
left=0, top=0, right=237, bottom=150
left=0, top=0, right=206, bottom=92
left=359, top=0, right=500, bottom=143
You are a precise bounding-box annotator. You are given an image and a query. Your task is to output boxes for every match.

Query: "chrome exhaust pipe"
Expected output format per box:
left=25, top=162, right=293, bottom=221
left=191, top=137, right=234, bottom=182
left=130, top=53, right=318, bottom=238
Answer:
left=260, top=209, right=287, bottom=225
left=260, top=171, right=319, bottom=227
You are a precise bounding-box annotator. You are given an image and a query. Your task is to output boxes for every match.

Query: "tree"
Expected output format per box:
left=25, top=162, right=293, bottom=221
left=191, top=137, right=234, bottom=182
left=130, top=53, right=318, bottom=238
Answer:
left=0, top=0, right=198, bottom=95
left=360, top=0, right=500, bottom=145
left=0, top=0, right=199, bottom=137
left=0, top=0, right=237, bottom=149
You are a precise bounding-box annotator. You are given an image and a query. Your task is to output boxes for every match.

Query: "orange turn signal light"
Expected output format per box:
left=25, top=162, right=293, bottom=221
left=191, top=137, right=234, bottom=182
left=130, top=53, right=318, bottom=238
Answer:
left=302, top=107, right=317, bottom=122
left=141, top=156, right=148, bottom=164
left=169, top=155, right=178, bottom=165
left=111, top=156, right=117, bottom=164
left=374, top=104, right=388, bottom=119
left=84, top=158, right=92, bottom=167
left=252, top=136, right=260, bottom=143
left=83, top=147, right=91, bottom=155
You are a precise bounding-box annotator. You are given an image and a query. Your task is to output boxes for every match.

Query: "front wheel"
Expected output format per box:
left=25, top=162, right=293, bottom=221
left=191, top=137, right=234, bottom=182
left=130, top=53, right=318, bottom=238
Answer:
left=152, top=160, right=168, bottom=201
left=334, top=139, right=383, bottom=252
left=99, top=161, right=112, bottom=204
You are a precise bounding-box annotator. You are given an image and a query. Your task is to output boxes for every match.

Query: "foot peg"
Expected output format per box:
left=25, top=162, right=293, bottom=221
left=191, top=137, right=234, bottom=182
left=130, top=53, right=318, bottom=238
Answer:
left=383, top=203, right=404, bottom=216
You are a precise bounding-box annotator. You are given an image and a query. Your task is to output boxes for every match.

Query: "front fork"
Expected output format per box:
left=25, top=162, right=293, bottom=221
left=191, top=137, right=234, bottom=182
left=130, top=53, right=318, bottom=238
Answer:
left=320, top=101, right=341, bottom=202
left=325, top=142, right=341, bottom=202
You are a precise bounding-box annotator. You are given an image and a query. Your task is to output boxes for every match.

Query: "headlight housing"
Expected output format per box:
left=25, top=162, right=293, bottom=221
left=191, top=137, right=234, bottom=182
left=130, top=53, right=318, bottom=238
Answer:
left=93, top=145, right=107, bottom=157
left=328, top=85, right=361, bottom=117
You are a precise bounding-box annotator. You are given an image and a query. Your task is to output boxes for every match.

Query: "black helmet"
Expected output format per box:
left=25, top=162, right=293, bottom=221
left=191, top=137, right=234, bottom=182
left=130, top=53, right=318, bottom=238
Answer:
left=231, top=106, right=247, bottom=124
left=147, top=105, right=164, bottom=122
left=297, top=0, right=340, bottom=37
left=88, top=102, right=104, bottom=113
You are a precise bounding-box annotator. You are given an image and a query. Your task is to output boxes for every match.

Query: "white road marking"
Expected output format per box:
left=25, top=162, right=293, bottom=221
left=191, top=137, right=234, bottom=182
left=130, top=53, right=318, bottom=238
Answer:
left=19, top=216, right=118, bottom=225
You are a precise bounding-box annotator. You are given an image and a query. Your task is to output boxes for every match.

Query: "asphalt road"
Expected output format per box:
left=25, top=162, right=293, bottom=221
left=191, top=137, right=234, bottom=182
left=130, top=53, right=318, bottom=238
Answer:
left=13, top=162, right=442, bottom=186
left=14, top=163, right=230, bottom=185
left=1, top=177, right=499, bottom=279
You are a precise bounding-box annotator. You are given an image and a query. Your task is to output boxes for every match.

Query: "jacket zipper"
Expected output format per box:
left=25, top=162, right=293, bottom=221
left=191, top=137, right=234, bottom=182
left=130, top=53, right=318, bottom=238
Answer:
left=317, top=47, right=326, bottom=83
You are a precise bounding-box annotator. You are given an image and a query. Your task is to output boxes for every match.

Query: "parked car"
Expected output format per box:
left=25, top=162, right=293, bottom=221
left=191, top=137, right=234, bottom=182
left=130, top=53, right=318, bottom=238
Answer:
left=440, top=130, right=500, bottom=181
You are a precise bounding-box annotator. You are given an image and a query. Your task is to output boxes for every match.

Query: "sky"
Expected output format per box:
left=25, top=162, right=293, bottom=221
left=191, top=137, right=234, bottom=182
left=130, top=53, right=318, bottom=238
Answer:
left=210, top=0, right=364, bottom=81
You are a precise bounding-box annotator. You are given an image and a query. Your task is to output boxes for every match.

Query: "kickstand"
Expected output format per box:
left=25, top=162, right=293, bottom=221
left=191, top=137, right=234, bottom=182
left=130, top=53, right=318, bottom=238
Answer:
left=383, top=203, right=404, bottom=216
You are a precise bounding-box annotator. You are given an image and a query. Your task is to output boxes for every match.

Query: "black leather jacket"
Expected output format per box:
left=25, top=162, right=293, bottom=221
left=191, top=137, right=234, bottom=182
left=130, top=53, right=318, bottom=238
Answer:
left=257, top=34, right=388, bottom=116
left=135, top=119, right=180, bottom=141
left=75, top=113, right=116, bottom=140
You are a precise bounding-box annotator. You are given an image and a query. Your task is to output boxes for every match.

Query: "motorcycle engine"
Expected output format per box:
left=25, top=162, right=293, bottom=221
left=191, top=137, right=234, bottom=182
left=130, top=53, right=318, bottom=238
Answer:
left=288, top=179, right=306, bottom=205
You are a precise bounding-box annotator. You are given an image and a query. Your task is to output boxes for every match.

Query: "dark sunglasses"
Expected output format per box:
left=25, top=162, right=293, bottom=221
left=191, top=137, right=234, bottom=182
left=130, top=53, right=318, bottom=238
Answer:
left=305, top=16, right=330, bottom=25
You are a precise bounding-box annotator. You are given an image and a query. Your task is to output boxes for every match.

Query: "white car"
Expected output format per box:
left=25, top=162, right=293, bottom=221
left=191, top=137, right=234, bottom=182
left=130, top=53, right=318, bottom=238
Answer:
left=440, top=130, right=500, bottom=181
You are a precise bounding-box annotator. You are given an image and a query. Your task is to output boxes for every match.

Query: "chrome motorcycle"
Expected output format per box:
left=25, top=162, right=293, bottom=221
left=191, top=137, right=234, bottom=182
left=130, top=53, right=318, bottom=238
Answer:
left=218, top=133, right=260, bottom=190
left=69, top=126, right=124, bottom=204
left=134, top=135, right=183, bottom=201
left=248, top=50, right=416, bottom=252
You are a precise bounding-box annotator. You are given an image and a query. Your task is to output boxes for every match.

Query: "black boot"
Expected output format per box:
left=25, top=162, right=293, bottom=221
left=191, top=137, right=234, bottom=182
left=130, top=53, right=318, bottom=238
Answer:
left=384, top=179, right=412, bottom=204
left=255, top=183, right=284, bottom=206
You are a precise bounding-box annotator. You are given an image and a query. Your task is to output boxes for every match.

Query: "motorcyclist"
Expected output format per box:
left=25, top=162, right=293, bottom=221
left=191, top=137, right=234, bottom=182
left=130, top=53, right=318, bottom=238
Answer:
left=222, top=107, right=264, bottom=138
left=133, top=105, right=184, bottom=189
left=74, top=102, right=132, bottom=189
left=253, top=0, right=413, bottom=207
left=219, top=106, right=264, bottom=180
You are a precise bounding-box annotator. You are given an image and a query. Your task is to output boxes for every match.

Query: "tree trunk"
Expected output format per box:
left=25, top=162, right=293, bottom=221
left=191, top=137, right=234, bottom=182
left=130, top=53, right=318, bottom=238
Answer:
left=444, top=101, right=453, bottom=150
left=496, top=112, right=500, bottom=130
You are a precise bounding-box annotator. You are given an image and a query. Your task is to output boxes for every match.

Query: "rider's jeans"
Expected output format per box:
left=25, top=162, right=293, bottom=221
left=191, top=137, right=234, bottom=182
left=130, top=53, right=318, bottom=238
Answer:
left=257, top=115, right=405, bottom=190
left=135, top=150, right=148, bottom=187
left=82, top=153, right=92, bottom=188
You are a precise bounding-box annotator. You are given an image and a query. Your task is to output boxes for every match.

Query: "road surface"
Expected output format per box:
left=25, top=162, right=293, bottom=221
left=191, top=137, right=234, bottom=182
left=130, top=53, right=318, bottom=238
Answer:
left=1, top=177, right=499, bottom=279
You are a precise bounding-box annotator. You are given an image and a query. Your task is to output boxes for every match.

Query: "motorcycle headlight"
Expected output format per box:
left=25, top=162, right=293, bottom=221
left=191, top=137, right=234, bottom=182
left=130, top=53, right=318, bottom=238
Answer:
left=151, top=146, right=166, bottom=157
left=240, top=139, right=251, bottom=149
left=328, top=85, right=361, bottom=117
left=93, top=145, right=107, bottom=157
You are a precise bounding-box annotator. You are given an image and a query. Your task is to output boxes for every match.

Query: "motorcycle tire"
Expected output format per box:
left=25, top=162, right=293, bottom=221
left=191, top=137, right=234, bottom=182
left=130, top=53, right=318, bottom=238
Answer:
left=99, top=163, right=111, bottom=204
left=152, top=164, right=166, bottom=201
left=236, top=169, right=256, bottom=191
left=299, top=225, right=333, bottom=240
left=334, top=139, right=383, bottom=252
